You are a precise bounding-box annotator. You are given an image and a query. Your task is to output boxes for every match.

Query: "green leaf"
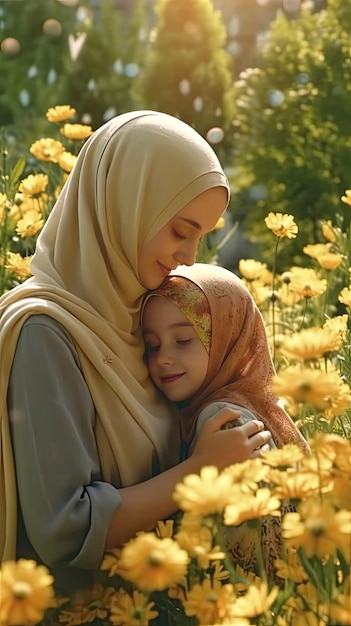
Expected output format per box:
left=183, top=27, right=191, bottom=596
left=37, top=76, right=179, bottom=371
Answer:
left=8, top=156, right=27, bottom=193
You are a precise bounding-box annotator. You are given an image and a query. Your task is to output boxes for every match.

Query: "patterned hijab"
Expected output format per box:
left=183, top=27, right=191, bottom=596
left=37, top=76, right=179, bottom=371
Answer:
left=0, top=111, right=229, bottom=560
left=144, top=263, right=309, bottom=453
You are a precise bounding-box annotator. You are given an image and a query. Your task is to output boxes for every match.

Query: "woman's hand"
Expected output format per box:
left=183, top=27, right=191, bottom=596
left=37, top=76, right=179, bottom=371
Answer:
left=191, top=407, right=272, bottom=469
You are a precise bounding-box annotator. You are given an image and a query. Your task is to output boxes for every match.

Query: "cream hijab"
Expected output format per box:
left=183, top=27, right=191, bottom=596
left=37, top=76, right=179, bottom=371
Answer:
left=144, top=263, right=310, bottom=453
left=0, top=111, right=229, bottom=560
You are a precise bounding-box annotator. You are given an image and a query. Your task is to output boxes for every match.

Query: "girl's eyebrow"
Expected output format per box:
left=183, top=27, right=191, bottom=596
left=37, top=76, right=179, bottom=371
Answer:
left=143, top=322, right=193, bottom=334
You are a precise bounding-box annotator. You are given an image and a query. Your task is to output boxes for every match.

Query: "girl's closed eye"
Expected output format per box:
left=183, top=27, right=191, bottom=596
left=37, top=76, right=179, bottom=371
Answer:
left=146, top=343, right=160, bottom=353
left=177, top=338, right=192, bottom=345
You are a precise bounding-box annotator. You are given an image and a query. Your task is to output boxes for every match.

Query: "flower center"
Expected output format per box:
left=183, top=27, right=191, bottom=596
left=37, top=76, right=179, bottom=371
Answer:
left=12, top=581, right=32, bottom=599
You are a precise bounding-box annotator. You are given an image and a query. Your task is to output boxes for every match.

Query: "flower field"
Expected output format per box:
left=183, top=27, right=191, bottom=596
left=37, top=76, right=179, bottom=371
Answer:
left=0, top=106, right=350, bottom=626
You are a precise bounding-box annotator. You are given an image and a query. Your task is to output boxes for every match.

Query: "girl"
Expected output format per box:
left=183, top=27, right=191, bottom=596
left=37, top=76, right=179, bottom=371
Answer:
left=142, top=262, right=310, bottom=576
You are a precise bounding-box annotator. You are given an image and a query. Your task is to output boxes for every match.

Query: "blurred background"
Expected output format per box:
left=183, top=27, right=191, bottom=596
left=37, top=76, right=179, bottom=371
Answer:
left=2, top=0, right=350, bottom=271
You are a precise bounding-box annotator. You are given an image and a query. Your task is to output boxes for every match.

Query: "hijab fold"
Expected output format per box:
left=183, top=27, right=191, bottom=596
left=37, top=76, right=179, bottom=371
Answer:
left=0, top=111, right=230, bottom=561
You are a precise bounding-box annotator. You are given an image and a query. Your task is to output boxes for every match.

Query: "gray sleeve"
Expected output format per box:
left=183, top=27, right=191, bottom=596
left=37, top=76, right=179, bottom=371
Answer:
left=8, top=315, right=121, bottom=569
left=192, top=401, right=276, bottom=451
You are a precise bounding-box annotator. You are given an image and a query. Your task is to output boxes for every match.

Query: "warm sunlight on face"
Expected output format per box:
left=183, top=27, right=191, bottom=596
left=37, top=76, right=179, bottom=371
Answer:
left=137, top=186, right=228, bottom=290
left=142, top=296, right=209, bottom=403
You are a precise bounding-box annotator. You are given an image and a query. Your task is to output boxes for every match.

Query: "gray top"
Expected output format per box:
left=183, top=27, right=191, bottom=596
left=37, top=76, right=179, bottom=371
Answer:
left=8, top=315, right=121, bottom=569
left=189, top=401, right=276, bottom=453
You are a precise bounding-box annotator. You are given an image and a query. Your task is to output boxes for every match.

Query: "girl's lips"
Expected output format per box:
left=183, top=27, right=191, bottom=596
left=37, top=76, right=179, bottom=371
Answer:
left=160, top=373, right=185, bottom=383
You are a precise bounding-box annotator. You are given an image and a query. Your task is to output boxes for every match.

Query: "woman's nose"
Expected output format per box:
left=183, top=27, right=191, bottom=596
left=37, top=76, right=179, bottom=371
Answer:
left=175, top=241, right=197, bottom=266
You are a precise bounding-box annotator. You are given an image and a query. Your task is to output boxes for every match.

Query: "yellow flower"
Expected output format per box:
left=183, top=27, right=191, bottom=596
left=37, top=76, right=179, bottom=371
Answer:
left=213, top=216, right=225, bottom=230
left=15, top=210, right=44, bottom=238
left=230, top=581, right=279, bottom=618
left=281, top=595, right=322, bottom=626
left=339, top=286, right=351, bottom=307
left=118, top=533, right=189, bottom=591
left=323, top=314, right=349, bottom=341
left=18, top=174, right=48, bottom=196
left=316, top=252, right=343, bottom=270
left=175, top=513, right=225, bottom=569
left=5, top=252, right=32, bottom=279
left=282, top=501, right=351, bottom=558
left=321, top=219, right=337, bottom=242
left=329, top=593, right=351, bottom=626
left=155, top=519, right=174, bottom=538
left=279, top=326, right=343, bottom=361
left=341, top=189, right=351, bottom=206
left=265, top=212, right=298, bottom=239
left=57, top=151, right=77, bottom=173
left=109, top=589, right=158, bottom=626
left=13, top=194, right=37, bottom=219
left=46, top=105, right=76, bottom=123
left=59, top=584, right=115, bottom=626
left=224, top=488, right=281, bottom=526
left=272, top=365, right=350, bottom=412
left=275, top=547, right=308, bottom=583
left=173, top=465, right=234, bottom=515
left=100, top=548, right=123, bottom=577
left=288, top=267, right=327, bottom=298
left=223, top=458, right=270, bottom=492
left=260, top=443, right=305, bottom=468
left=239, top=259, right=267, bottom=281
left=0, top=559, right=54, bottom=626
left=0, top=193, right=9, bottom=225
left=183, top=578, right=236, bottom=624
left=30, top=138, right=65, bottom=162
left=268, top=469, right=322, bottom=500
left=242, top=279, right=271, bottom=307
left=303, top=243, right=330, bottom=259
left=60, top=123, right=93, bottom=140
left=278, top=282, right=303, bottom=306
left=211, top=560, right=230, bottom=581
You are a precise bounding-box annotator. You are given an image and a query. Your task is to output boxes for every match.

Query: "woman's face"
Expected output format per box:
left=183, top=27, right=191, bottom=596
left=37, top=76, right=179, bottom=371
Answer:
left=137, top=186, right=228, bottom=290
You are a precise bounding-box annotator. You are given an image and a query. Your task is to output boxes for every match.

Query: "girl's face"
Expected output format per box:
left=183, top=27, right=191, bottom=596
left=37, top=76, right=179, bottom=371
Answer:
left=137, top=186, right=227, bottom=290
left=142, top=296, right=209, bottom=403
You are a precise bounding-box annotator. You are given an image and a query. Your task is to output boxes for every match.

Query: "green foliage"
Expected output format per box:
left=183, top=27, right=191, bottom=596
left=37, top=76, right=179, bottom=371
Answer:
left=58, top=0, right=147, bottom=129
left=231, top=0, right=351, bottom=269
left=133, top=0, right=236, bottom=159
left=0, top=0, right=76, bottom=142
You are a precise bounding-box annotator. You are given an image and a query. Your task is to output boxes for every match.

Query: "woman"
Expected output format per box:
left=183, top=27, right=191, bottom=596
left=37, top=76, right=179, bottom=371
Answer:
left=0, top=111, right=272, bottom=571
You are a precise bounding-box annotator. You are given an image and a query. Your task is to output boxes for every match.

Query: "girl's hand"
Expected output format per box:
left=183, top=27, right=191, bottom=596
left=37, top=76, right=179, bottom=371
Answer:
left=191, top=407, right=272, bottom=469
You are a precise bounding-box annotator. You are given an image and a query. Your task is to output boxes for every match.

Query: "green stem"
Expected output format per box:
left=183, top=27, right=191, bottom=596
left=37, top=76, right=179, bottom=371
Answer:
left=271, top=237, right=280, bottom=365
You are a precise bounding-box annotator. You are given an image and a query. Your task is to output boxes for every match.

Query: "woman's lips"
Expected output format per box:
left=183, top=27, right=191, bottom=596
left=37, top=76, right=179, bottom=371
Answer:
left=158, top=262, right=171, bottom=276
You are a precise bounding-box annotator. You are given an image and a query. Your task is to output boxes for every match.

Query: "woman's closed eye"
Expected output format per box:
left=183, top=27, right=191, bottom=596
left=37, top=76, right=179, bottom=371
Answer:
left=172, top=228, right=187, bottom=240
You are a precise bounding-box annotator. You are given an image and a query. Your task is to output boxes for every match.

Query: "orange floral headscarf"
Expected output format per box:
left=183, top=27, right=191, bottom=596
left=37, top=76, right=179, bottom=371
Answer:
left=146, top=263, right=310, bottom=454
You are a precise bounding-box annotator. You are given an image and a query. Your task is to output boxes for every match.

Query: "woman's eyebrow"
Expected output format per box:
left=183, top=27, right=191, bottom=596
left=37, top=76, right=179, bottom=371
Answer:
left=178, top=217, right=201, bottom=230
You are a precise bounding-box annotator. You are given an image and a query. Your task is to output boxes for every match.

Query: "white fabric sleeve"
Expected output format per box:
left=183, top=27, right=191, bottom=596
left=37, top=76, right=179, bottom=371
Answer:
left=8, top=315, right=121, bottom=569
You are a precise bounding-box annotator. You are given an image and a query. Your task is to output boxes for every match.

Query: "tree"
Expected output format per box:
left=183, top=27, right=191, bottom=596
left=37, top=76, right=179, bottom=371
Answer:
left=133, top=0, right=236, bottom=160
left=0, top=0, right=76, bottom=142
left=230, top=0, right=351, bottom=268
left=57, top=0, right=147, bottom=130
